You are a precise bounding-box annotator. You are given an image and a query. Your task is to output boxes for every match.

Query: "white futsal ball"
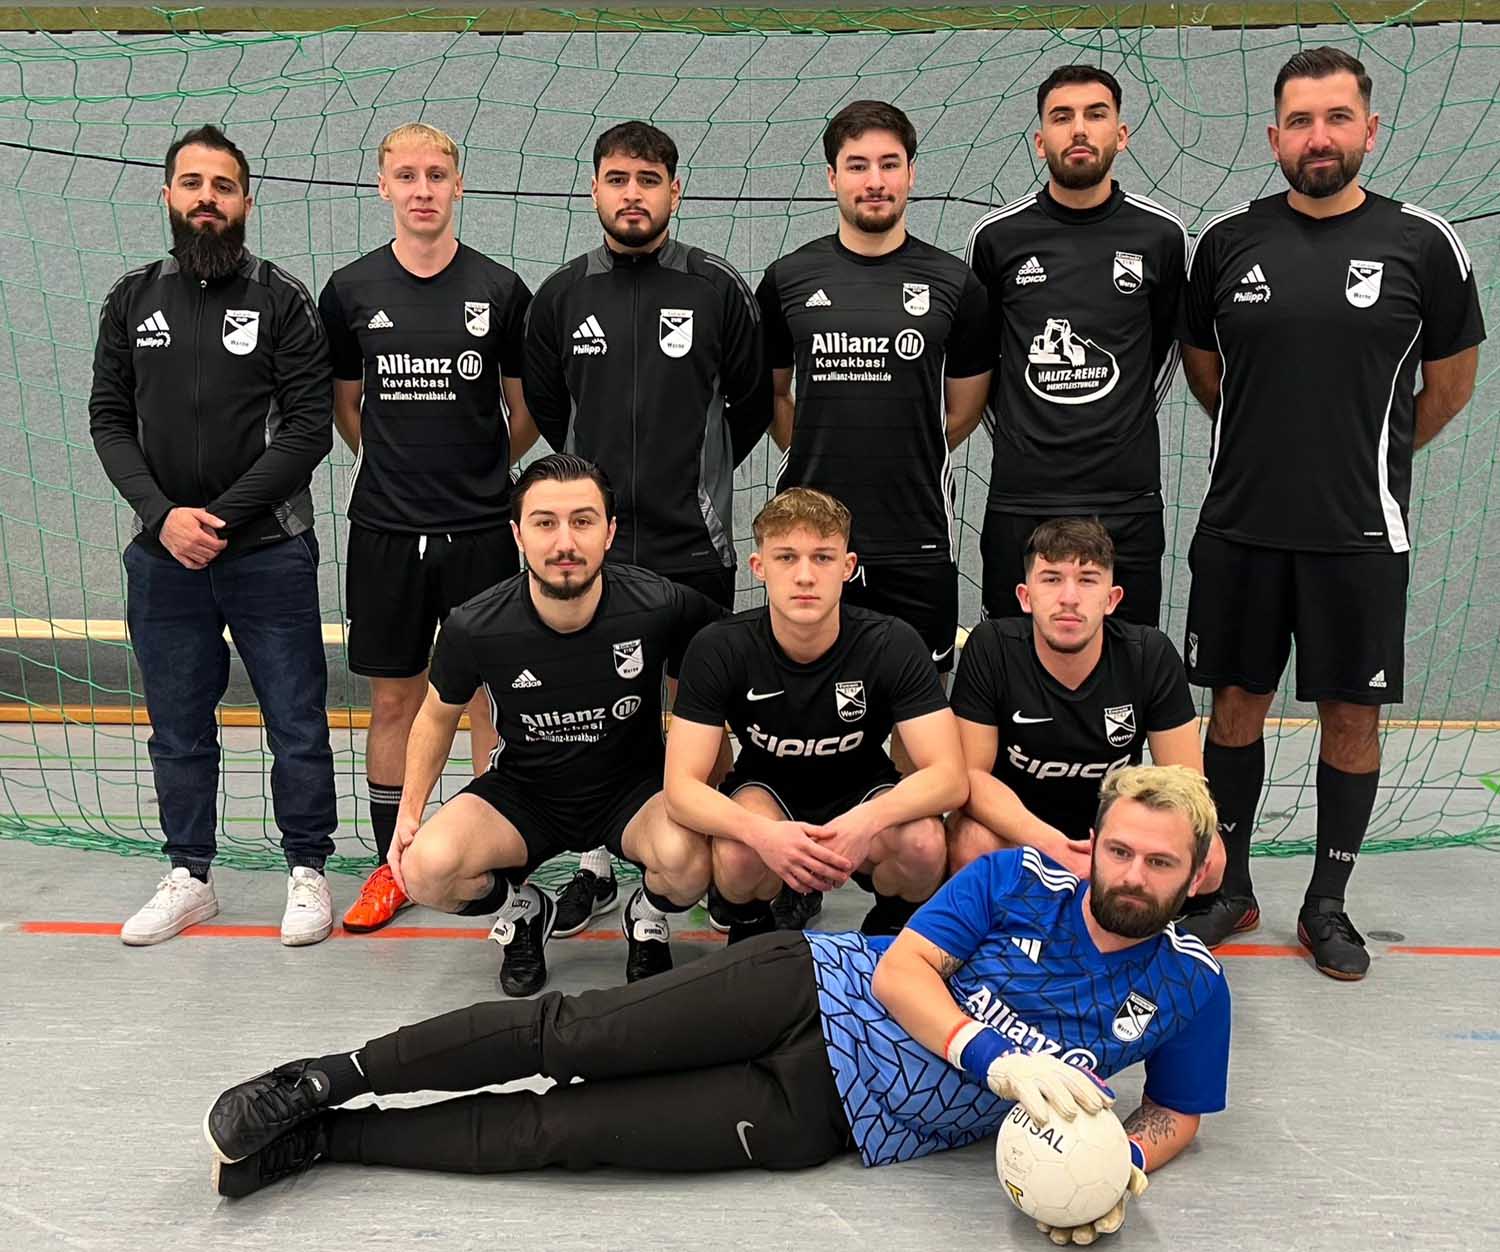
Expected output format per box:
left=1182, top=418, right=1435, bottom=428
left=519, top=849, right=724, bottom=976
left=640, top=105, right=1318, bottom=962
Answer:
left=996, top=1101, right=1131, bottom=1228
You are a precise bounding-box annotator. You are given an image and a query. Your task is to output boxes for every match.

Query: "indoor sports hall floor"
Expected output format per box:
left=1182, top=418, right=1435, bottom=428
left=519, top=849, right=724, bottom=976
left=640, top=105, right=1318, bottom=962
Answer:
left=3, top=727, right=1497, bottom=1252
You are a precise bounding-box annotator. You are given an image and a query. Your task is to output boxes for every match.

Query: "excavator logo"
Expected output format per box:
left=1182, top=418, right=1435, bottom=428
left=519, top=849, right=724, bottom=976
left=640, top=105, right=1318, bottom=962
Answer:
left=1024, top=317, right=1119, bottom=405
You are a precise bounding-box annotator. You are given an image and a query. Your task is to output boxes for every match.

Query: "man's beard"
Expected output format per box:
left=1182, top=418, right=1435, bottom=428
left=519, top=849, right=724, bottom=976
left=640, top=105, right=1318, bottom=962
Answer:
left=600, top=208, right=667, bottom=250
left=1046, top=140, right=1117, bottom=192
left=840, top=197, right=903, bottom=235
left=532, top=558, right=601, bottom=602
left=1089, top=875, right=1192, bottom=940
left=1280, top=146, right=1364, bottom=198
left=169, top=207, right=246, bottom=280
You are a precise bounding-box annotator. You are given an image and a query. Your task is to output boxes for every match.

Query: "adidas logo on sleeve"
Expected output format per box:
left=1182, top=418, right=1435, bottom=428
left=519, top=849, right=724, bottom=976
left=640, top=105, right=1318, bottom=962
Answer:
left=135, top=310, right=171, bottom=347
left=571, top=315, right=608, bottom=355
left=1015, top=256, right=1047, bottom=286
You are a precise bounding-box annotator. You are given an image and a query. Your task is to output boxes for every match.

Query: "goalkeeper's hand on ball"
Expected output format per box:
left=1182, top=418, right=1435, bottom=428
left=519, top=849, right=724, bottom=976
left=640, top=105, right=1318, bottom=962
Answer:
left=1036, top=1161, right=1148, bottom=1246
left=946, top=1022, right=1114, bottom=1123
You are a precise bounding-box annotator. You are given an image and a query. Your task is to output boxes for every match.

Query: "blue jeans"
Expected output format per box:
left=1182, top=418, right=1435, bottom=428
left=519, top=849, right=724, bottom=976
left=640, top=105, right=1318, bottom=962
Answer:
left=124, top=532, right=337, bottom=870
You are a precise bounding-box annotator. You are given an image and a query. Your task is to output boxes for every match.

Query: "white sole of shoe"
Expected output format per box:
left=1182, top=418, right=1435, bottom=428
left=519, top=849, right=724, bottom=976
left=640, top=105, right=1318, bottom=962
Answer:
left=280, top=919, right=334, bottom=947
left=203, top=1107, right=240, bottom=1164
left=121, top=897, right=220, bottom=946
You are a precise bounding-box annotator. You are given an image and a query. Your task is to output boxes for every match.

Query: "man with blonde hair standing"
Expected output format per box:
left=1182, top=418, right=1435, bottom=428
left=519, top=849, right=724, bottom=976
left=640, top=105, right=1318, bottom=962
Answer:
left=319, top=122, right=538, bottom=933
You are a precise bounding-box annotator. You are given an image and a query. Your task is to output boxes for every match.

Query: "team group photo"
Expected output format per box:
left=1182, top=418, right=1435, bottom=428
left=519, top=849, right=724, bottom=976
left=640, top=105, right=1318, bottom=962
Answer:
left=3, top=8, right=1496, bottom=1251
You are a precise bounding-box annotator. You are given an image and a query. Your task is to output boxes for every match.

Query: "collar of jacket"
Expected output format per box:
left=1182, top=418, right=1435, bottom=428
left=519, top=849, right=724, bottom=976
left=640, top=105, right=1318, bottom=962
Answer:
left=163, top=248, right=261, bottom=285
left=595, top=235, right=682, bottom=271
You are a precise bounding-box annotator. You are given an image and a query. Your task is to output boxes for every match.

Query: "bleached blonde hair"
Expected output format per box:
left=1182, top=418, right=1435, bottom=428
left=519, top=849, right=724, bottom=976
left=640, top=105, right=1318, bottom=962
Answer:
left=1095, top=764, right=1217, bottom=869
left=378, top=122, right=461, bottom=170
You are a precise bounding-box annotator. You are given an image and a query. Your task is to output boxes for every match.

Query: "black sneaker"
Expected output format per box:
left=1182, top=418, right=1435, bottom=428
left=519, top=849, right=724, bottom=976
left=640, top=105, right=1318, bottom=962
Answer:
left=1298, top=898, right=1370, bottom=981
left=552, top=868, right=619, bottom=938
left=622, top=888, right=673, bottom=982
left=213, top=1114, right=331, bottom=1198
left=859, top=894, right=919, bottom=937
left=491, top=887, right=558, bottom=997
left=771, top=886, right=823, bottom=931
left=204, top=1059, right=334, bottom=1164
left=703, top=884, right=733, bottom=934
left=1175, top=892, right=1260, bottom=949
left=727, top=902, right=777, bottom=946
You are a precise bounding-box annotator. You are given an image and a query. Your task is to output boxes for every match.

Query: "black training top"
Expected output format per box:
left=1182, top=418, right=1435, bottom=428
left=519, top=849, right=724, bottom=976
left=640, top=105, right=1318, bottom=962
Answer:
left=1180, top=191, right=1485, bottom=553
left=950, top=616, right=1196, bottom=838
left=757, top=233, right=991, bottom=563
left=319, top=242, right=531, bottom=533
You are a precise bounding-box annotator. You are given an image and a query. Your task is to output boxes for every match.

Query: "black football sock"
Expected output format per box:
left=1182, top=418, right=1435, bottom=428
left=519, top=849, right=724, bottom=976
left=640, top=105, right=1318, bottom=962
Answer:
left=1203, top=738, right=1264, bottom=898
left=1305, top=760, right=1379, bottom=906
left=310, top=1049, right=373, bottom=1106
left=367, top=780, right=403, bottom=864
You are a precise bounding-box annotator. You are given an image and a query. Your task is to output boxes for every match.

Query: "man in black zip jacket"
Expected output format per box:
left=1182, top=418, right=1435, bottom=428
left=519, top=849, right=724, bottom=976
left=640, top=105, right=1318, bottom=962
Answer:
left=89, top=125, right=339, bottom=949
left=523, top=120, right=769, bottom=933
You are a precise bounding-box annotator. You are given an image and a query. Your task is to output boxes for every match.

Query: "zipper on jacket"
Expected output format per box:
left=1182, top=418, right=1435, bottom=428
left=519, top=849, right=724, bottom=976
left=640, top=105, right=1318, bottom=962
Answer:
left=630, top=269, right=640, bottom=564
left=194, top=277, right=207, bottom=501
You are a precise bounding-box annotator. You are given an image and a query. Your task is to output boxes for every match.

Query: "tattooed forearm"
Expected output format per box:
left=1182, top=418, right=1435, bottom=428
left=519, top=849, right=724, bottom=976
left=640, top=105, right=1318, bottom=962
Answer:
left=1122, top=1097, right=1179, bottom=1146
left=935, top=951, right=964, bottom=979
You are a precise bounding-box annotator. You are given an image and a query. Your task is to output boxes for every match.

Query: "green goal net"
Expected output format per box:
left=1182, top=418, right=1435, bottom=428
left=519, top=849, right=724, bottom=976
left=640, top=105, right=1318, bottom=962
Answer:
left=0, top=4, right=1496, bottom=877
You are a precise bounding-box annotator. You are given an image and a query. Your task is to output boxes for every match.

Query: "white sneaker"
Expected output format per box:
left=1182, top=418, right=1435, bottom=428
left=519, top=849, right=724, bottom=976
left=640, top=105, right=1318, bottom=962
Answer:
left=281, top=867, right=334, bottom=947
left=121, top=867, right=219, bottom=946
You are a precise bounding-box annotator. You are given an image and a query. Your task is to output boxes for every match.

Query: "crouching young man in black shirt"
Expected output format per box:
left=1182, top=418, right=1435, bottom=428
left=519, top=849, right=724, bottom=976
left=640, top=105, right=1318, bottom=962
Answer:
left=388, top=455, right=723, bottom=995
left=665, top=489, right=967, bottom=941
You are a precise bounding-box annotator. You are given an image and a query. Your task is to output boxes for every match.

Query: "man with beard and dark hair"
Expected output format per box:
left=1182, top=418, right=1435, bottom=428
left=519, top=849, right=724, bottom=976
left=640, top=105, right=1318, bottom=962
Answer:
left=380, top=454, right=724, bottom=993
left=522, top=120, right=767, bottom=936
left=966, top=66, right=1187, bottom=629
left=1177, top=46, right=1484, bottom=979
left=758, top=100, right=991, bottom=678
left=205, top=763, right=1228, bottom=1252
left=755, top=99, right=992, bottom=926
left=944, top=519, right=1218, bottom=890
left=90, top=124, right=340, bottom=948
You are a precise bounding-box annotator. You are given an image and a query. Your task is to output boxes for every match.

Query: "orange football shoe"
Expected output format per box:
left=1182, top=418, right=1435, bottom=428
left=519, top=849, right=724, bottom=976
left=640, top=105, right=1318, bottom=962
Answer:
left=342, top=863, right=412, bottom=933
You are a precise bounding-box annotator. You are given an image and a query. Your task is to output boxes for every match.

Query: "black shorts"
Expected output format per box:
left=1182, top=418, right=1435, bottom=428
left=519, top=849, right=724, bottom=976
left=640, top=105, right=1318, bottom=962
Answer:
left=842, top=559, right=958, bottom=674
left=1184, top=531, right=1408, bottom=705
left=980, top=508, right=1165, bottom=628
left=460, top=770, right=660, bottom=873
left=720, top=771, right=899, bottom=828
left=346, top=523, right=520, bottom=678
left=663, top=564, right=737, bottom=611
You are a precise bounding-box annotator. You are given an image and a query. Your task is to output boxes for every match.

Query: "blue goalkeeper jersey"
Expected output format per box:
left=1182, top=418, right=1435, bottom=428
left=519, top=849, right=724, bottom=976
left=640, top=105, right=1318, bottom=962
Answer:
left=807, top=847, right=1231, bottom=1166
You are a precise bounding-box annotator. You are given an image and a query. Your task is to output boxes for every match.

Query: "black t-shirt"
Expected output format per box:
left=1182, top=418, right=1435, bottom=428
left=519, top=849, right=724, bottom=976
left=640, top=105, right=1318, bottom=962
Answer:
left=673, top=604, right=949, bottom=812
left=428, top=563, right=722, bottom=803
left=756, top=234, right=992, bottom=563
left=1181, top=191, right=1485, bottom=553
left=319, top=242, right=531, bottom=534
left=966, top=184, right=1187, bottom=514
left=950, top=616, right=1196, bottom=838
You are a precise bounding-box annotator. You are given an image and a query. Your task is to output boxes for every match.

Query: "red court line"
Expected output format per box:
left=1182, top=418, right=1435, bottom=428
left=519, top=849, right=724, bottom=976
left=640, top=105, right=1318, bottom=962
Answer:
left=14, top=921, right=1500, bottom=956
left=17, top=920, right=723, bottom=942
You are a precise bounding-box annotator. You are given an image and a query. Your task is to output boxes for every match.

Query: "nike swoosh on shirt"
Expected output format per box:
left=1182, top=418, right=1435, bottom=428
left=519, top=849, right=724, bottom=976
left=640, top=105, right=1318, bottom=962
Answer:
left=931, top=646, right=955, bottom=663
left=746, top=689, right=784, bottom=701
left=736, top=1120, right=755, bottom=1160
left=1012, top=712, right=1053, bottom=724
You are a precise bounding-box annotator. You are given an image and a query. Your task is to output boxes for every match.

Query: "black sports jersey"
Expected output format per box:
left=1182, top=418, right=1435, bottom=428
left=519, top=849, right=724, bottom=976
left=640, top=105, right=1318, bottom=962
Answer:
left=319, top=242, right=531, bottom=534
left=1181, top=191, right=1485, bottom=553
left=966, top=184, right=1186, bottom=513
left=673, top=604, right=948, bottom=812
left=757, top=235, right=991, bottom=562
left=950, top=617, right=1196, bottom=838
left=427, top=564, right=722, bottom=803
